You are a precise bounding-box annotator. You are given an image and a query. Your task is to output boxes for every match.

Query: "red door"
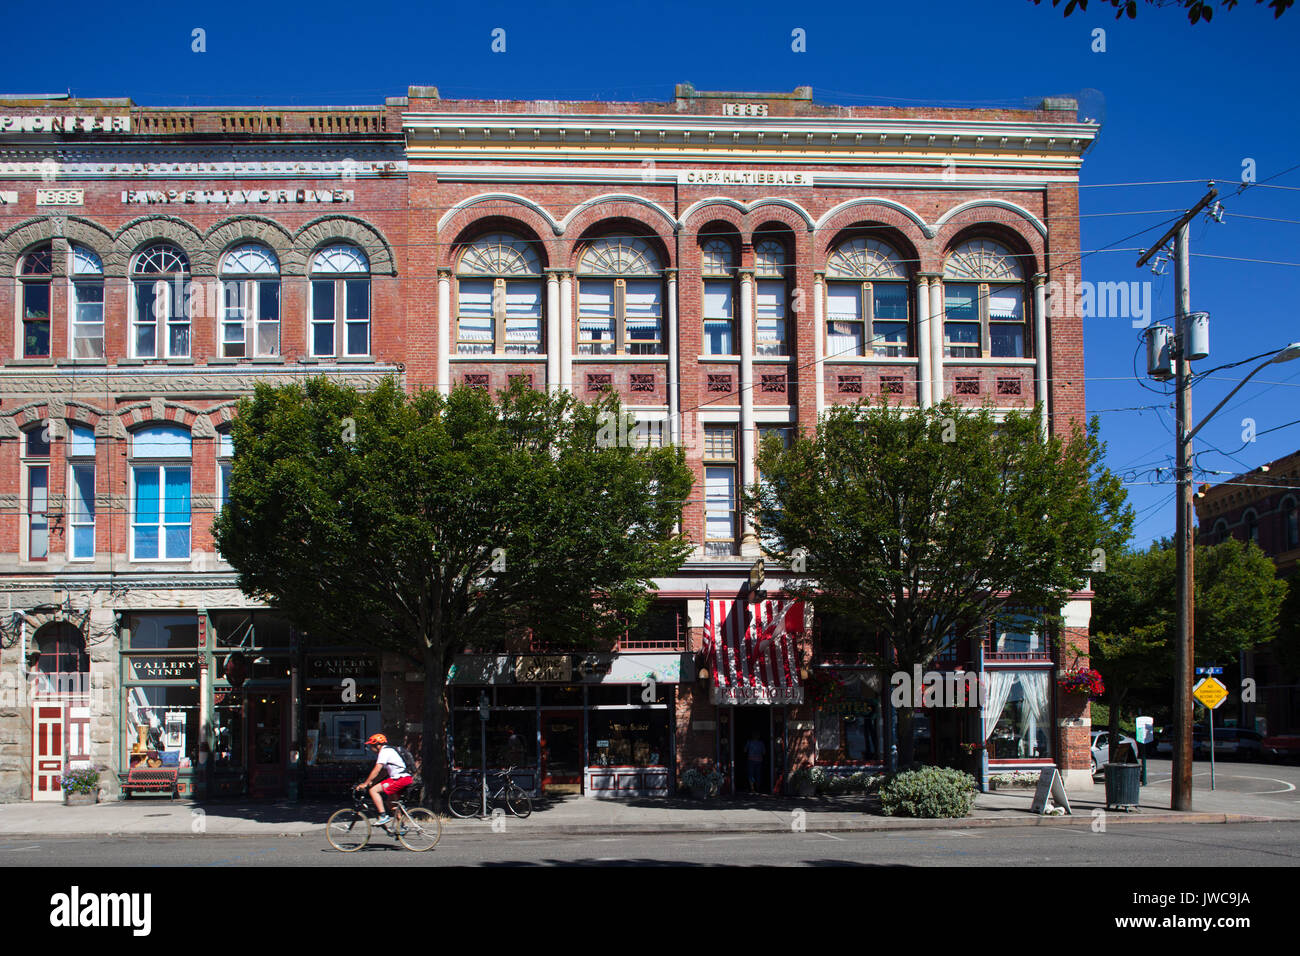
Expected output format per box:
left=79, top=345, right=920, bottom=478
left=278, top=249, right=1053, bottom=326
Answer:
left=539, top=712, right=582, bottom=793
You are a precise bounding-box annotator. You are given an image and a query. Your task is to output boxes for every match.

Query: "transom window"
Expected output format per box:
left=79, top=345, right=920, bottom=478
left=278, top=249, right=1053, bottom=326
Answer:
left=310, top=244, right=370, bottom=357
left=577, top=236, right=664, bottom=356
left=130, top=425, right=192, bottom=561
left=20, top=245, right=53, bottom=358
left=221, top=243, right=281, bottom=358
left=132, top=243, right=191, bottom=359
left=755, top=239, right=789, bottom=357
left=942, top=239, right=1028, bottom=359
left=70, top=246, right=105, bottom=359
left=826, top=237, right=910, bottom=358
left=456, top=233, right=543, bottom=355
left=701, top=238, right=736, bottom=356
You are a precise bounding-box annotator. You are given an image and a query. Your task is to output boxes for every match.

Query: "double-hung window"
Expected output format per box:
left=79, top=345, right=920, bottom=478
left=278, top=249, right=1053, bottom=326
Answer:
left=577, top=237, right=664, bottom=355
left=310, top=244, right=370, bottom=357
left=70, top=245, right=105, bottom=359
left=217, top=431, right=234, bottom=512
left=221, top=243, right=281, bottom=358
left=24, top=426, right=50, bottom=560
left=132, top=244, right=191, bottom=359
left=754, top=239, right=789, bottom=357
left=703, top=426, right=738, bottom=556
left=20, top=245, right=53, bottom=358
left=942, top=239, right=1029, bottom=359
left=455, top=233, right=543, bottom=354
left=67, top=424, right=96, bottom=560
left=825, top=237, right=911, bottom=358
left=701, top=238, right=736, bottom=356
left=131, top=425, right=192, bottom=561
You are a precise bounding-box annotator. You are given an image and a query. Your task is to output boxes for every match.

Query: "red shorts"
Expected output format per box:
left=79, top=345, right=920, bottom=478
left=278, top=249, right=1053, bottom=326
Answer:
left=380, top=776, right=413, bottom=796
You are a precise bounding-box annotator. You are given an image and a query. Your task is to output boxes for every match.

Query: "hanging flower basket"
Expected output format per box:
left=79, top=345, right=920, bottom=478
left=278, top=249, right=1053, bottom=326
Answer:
left=804, top=669, right=847, bottom=706
left=1058, top=667, right=1105, bottom=700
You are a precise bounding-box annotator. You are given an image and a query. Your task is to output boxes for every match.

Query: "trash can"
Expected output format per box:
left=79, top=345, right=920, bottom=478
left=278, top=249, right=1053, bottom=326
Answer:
left=1105, top=763, right=1141, bottom=809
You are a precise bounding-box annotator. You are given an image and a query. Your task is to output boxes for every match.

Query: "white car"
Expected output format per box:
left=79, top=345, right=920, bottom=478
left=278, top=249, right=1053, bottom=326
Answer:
left=1090, top=731, right=1139, bottom=775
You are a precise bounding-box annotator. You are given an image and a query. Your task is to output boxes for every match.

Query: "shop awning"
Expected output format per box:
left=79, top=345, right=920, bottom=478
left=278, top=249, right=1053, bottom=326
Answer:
left=706, top=597, right=804, bottom=705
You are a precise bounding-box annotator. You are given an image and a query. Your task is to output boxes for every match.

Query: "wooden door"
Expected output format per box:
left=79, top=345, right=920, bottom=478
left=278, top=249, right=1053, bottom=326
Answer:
left=33, top=705, right=64, bottom=801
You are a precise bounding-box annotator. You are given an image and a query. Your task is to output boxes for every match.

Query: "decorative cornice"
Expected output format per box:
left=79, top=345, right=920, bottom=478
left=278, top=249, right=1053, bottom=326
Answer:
left=0, top=364, right=405, bottom=397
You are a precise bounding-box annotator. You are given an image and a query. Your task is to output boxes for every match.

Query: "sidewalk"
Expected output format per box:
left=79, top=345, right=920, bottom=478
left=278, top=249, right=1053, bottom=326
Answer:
left=0, top=777, right=1291, bottom=838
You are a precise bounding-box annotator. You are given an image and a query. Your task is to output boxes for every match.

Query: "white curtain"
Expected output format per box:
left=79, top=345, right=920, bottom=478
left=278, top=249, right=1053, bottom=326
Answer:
left=1019, top=670, right=1051, bottom=757
left=982, top=670, right=1016, bottom=743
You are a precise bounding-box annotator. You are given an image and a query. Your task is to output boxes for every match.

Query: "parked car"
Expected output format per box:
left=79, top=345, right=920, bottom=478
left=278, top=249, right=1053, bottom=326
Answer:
left=1262, top=734, right=1300, bottom=763
left=1194, top=728, right=1263, bottom=760
left=1090, top=730, right=1139, bottom=775
left=1155, top=726, right=1208, bottom=757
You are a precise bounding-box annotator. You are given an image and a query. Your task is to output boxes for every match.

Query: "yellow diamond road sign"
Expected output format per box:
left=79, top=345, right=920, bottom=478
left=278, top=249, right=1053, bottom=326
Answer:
left=1193, top=677, right=1228, bottom=710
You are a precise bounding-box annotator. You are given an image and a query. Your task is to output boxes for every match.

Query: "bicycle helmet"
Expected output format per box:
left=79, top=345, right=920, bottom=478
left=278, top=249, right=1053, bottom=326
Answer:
left=366, top=733, right=387, bottom=746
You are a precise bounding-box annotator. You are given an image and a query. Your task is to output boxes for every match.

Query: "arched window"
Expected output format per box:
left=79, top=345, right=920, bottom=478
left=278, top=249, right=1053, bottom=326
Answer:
left=826, top=237, right=910, bottom=358
left=23, top=424, right=50, bottom=560
left=1243, top=509, right=1259, bottom=546
left=942, top=239, right=1028, bottom=359
left=68, top=424, right=96, bottom=561
left=1283, top=497, right=1300, bottom=551
left=310, top=244, right=370, bottom=357
left=1212, top=519, right=1229, bottom=546
left=700, top=238, right=736, bottom=355
left=577, top=236, right=664, bottom=355
left=455, top=233, right=543, bottom=355
left=754, top=238, right=789, bottom=357
left=131, top=424, right=192, bottom=561
left=35, top=623, right=89, bottom=676
left=70, top=245, right=104, bottom=359
left=20, top=244, right=53, bottom=358
left=132, top=243, right=191, bottom=359
left=221, top=243, right=281, bottom=359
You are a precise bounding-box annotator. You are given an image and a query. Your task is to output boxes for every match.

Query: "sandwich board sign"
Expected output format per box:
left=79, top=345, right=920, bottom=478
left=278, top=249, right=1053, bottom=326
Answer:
left=1029, top=767, right=1071, bottom=815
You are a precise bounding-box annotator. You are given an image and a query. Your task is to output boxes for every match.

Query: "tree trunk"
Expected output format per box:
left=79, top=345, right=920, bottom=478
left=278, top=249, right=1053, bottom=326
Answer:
left=1107, top=687, right=1127, bottom=766
left=896, top=705, right=916, bottom=769
left=419, top=648, right=448, bottom=810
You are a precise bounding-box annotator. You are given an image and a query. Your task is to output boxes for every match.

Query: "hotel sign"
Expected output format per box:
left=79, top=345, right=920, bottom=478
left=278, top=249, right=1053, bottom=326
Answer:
left=123, top=188, right=354, bottom=204
left=678, top=169, right=813, bottom=186
left=0, top=115, right=130, bottom=133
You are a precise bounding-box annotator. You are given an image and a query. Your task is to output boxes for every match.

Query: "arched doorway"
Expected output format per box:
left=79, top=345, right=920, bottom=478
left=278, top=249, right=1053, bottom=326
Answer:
left=31, top=623, right=91, bottom=801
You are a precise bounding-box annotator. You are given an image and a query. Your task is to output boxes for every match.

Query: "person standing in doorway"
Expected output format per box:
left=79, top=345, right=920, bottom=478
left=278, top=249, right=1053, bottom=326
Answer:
left=745, top=731, right=766, bottom=793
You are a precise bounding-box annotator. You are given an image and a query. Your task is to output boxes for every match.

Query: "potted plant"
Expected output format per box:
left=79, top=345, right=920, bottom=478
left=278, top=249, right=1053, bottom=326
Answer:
left=680, top=767, right=724, bottom=799
left=1058, top=667, right=1105, bottom=701
left=60, top=766, right=101, bottom=806
left=787, top=766, right=816, bottom=798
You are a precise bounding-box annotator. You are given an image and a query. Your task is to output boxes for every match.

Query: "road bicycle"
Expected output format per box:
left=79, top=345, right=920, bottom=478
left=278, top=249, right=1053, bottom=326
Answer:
left=326, top=782, right=443, bottom=852
left=447, top=766, right=533, bottom=819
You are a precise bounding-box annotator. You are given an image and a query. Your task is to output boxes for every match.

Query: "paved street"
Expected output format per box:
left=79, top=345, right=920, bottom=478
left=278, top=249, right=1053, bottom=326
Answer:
left=4, top=820, right=1297, bottom=866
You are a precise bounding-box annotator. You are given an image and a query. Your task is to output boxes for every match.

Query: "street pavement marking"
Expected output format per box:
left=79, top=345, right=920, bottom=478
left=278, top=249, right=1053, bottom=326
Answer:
left=816, top=832, right=847, bottom=841
left=0, top=845, right=41, bottom=852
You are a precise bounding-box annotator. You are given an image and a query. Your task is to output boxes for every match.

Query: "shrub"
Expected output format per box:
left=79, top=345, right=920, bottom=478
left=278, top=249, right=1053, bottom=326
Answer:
left=680, top=767, right=723, bottom=796
left=879, top=766, right=977, bottom=818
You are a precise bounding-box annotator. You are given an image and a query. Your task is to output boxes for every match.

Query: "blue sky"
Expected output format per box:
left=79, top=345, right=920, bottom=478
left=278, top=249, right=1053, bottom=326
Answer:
left=5, top=0, right=1298, bottom=549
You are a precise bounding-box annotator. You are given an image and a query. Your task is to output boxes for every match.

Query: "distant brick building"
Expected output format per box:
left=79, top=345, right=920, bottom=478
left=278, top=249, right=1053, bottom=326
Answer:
left=1196, top=449, right=1300, bottom=734
left=0, top=85, right=1097, bottom=802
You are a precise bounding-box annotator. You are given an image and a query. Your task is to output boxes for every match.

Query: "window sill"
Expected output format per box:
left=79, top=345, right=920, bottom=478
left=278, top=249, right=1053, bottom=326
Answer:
left=165, top=359, right=195, bottom=366
left=56, top=359, right=107, bottom=367
left=752, top=354, right=793, bottom=363
left=941, top=357, right=1037, bottom=366
left=335, top=357, right=376, bottom=364
left=6, top=358, right=57, bottom=367
left=451, top=353, right=548, bottom=362
left=698, top=355, right=741, bottom=364
left=297, top=357, right=321, bottom=364
left=823, top=356, right=919, bottom=365
left=573, top=354, right=669, bottom=363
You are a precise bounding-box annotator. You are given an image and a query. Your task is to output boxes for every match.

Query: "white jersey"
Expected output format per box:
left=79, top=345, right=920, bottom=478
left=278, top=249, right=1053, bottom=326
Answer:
left=376, top=745, right=408, bottom=779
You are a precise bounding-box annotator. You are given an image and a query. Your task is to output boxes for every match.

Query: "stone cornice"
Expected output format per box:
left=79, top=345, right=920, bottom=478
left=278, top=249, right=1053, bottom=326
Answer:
left=0, top=363, right=405, bottom=397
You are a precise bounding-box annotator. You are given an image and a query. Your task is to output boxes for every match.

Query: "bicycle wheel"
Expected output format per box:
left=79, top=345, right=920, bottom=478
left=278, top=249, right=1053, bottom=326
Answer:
left=506, top=786, right=532, bottom=819
left=397, top=808, right=443, bottom=851
left=447, top=786, right=482, bottom=818
left=326, top=808, right=371, bottom=852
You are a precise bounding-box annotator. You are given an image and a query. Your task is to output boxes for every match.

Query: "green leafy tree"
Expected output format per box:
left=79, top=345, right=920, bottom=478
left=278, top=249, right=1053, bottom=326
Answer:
left=212, top=377, right=693, bottom=806
left=748, top=400, right=1132, bottom=767
left=1031, top=0, right=1292, bottom=25
left=1091, top=538, right=1287, bottom=759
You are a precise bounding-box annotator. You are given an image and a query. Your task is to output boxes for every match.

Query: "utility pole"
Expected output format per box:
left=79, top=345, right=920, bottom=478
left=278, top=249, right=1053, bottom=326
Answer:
left=1137, top=185, right=1217, bottom=812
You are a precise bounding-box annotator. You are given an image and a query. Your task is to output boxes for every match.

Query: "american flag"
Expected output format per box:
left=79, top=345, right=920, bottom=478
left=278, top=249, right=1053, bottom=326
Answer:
left=702, top=586, right=714, bottom=664
left=708, top=595, right=804, bottom=705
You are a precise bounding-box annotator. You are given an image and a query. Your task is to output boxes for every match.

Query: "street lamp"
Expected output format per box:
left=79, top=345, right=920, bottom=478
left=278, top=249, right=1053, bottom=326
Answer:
left=1185, top=343, right=1300, bottom=443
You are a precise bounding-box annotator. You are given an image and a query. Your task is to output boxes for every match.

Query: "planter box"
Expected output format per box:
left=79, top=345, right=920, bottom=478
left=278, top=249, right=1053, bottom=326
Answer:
left=64, top=791, right=98, bottom=806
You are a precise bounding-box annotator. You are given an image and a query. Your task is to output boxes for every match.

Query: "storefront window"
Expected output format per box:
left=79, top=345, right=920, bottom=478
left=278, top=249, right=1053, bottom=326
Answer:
left=126, top=685, right=199, bottom=768
left=984, top=670, right=1052, bottom=760
left=540, top=685, right=583, bottom=706
left=815, top=671, right=883, bottom=764
left=211, top=691, right=243, bottom=769
left=588, top=710, right=669, bottom=767
left=452, top=708, right=538, bottom=769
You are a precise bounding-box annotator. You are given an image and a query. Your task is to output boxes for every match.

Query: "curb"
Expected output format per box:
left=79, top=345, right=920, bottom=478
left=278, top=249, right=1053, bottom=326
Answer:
left=0, top=812, right=1286, bottom=840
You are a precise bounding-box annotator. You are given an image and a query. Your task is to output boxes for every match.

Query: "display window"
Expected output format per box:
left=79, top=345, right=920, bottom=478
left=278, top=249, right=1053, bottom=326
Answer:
left=451, top=708, right=538, bottom=769
left=126, top=685, right=199, bottom=769
left=588, top=710, right=669, bottom=767
left=983, top=669, right=1053, bottom=760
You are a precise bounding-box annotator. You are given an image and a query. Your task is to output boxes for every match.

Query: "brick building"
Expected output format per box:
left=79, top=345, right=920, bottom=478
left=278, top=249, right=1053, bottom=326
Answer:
left=0, top=85, right=1098, bottom=802
left=1195, top=449, right=1300, bottom=736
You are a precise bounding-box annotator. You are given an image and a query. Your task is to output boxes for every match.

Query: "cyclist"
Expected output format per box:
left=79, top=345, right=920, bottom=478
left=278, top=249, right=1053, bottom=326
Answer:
left=354, top=733, right=413, bottom=828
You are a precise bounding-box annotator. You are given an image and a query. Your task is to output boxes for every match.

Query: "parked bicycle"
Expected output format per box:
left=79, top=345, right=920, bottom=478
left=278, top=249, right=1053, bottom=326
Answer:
left=326, top=782, right=443, bottom=852
left=447, top=767, right=533, bottom=819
